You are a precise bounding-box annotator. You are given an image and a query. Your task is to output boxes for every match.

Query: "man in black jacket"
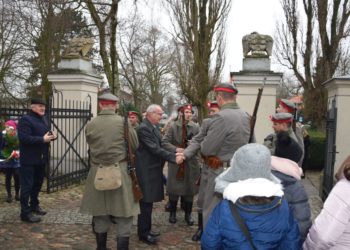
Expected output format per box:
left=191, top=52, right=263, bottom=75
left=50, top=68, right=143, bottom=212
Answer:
left=18, top=98, right=56, bottom=223
left=135, top=104, right=180, bottom=245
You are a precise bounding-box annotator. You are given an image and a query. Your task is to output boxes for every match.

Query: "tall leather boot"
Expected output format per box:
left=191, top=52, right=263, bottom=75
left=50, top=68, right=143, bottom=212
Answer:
left=184, top=202, right=194, bottom=226
left=117, top=237, right=129, bottom=250
left=168, top=200, right=177, bottom=224
left=192, top=212, right=203, bottom=241
left=95, top=232, right=109, bottom=250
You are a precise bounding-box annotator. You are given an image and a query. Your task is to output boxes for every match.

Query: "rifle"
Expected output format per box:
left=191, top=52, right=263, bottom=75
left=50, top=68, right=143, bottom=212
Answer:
left=249, top=77, right=266, bottom=143
left=292, top=108, right=297, bottom=132
left=123, top=102, right=143, bottom=201
left=176, top=115, right=187, bottom=181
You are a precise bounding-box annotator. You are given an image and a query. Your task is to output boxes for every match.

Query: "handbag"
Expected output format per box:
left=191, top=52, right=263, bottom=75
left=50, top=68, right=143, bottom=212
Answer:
left=94, top=163, right=122, bottom=191
left=229, top=201, right=257, bottom=250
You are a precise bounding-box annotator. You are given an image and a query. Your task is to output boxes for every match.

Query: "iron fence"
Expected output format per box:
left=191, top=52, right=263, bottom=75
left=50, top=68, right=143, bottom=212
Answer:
left=0, top=95, right=92, bottom=193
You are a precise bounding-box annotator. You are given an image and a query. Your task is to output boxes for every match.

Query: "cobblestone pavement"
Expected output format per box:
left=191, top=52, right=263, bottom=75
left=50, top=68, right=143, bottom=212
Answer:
left=0, top=171, right=323, bottom=250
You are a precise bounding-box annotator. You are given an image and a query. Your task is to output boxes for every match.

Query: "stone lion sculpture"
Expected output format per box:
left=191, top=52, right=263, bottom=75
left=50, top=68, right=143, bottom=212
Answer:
left=62, top=37, right=94, bottom=59
left=242, top=32, right=273, bottom=58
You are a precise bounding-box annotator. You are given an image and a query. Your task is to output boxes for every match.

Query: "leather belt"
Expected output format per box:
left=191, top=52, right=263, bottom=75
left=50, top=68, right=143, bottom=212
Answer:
left=201, top=155, right=230, bottom=170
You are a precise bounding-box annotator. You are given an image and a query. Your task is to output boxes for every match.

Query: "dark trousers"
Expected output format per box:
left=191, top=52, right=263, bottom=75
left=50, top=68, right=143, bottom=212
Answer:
left=137, top=200, right=153, bottom=237
left=19, top=164, right=45, bottom=216
left=5, top=168, right=20, bottom=197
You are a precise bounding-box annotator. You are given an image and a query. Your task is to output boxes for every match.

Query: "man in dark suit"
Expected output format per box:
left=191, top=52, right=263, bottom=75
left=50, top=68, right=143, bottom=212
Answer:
left=18, top=98, right=56, bottom=223
left=135, top=104, right=179, bottom=245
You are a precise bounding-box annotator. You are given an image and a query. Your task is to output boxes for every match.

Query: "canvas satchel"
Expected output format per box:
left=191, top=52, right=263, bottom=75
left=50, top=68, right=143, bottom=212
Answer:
left=94, top=163, right=122, bottom=191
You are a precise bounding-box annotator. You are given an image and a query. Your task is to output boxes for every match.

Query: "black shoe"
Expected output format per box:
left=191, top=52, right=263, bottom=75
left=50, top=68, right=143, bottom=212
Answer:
left=21, top=213, right=41, bottom=223
left=32, top=206, right=47, bottom=215
left=6, top=196, right=12, bottom=203
left=169, top=211, right=177, bottom=224
left=192, top=228, right=202, bottom=241
left=139, top=234, right=157, bottom=245
left=149, top=230, right=160, bottom=237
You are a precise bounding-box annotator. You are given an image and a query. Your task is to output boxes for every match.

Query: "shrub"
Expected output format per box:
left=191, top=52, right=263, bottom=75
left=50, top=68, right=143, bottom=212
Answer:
left=307, top=130, right=326, bottom=170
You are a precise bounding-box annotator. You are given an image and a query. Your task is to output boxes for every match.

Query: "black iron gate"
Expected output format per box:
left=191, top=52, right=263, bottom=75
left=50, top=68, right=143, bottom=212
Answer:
left=322, top=97, right=337, bottom=200
left=47, top=93, right=92, bottom=192
left=0, top=95, right=92, bottom=193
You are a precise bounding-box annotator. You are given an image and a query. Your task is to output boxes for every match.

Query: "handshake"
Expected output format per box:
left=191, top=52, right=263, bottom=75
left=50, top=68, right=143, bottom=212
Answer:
left=175, top=147, right=185, bottom=165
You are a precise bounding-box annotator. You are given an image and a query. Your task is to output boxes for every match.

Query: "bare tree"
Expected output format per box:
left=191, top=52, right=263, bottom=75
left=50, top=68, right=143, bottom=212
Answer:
left=275, top=0, right=350, bottom=128
left=81, top=0, right=120, bottom=95
left=118, top=13, right=147, bottom=109
left=165, top=0, right=231, bottom=121
left=141, top=26, right=174, bottom=106
left=0, top=0, right=24, bottom=99
left=118, top=10, right=175, bottom=111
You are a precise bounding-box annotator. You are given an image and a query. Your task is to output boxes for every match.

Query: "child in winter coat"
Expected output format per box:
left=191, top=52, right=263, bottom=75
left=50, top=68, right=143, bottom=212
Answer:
left=201, top=143, right=301, bottom=250
left=0, top=120, right=20, bottom=203
left=303, top=155, right=350, bottom=250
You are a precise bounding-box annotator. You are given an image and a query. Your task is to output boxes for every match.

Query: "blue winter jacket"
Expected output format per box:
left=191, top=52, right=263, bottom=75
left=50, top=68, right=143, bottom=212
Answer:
left=18, top=111, right=50, bottom=166
left=272, top=170, right=312, bottom=241
left=201, top=197, right=301, bottom=250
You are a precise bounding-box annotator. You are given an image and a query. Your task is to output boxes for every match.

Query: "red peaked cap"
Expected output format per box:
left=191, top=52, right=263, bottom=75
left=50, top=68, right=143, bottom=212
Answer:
left=128, top=111, right=138, bottom=117
left=270, top=113, right=293, bottom=123
left=178, top=104, right=192, bottom=112
left=279, top=99, right=296, bottom=113
left=213, top=83, right=238, bottom=94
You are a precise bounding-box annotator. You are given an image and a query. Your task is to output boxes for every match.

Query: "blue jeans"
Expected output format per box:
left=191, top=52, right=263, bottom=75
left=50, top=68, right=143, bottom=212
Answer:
left=19, top=164, right=45, bottom=216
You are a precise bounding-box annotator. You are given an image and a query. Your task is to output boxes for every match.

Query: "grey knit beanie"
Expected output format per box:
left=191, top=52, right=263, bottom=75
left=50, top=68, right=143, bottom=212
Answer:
left=215, top=143, right=280, bottom=193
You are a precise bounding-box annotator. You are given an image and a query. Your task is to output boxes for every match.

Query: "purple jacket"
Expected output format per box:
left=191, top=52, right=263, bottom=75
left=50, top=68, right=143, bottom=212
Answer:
left=303, top=178, right=350, bottom=250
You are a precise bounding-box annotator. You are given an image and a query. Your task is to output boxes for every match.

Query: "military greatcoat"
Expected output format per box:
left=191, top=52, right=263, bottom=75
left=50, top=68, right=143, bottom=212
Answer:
left=162, top=119, right=200, bottom=196
left=80, top=109, right=139, bottom=217
left=199, top=103, right=251, bottom=227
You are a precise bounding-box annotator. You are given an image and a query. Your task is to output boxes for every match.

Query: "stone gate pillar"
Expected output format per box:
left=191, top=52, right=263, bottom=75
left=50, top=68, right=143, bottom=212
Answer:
left=230, top=32, right=282, bottom=143
left=231, top=71, right=282, bottom=143
left=323, top=75, right=350, bottom=173
left=47, top=58, right=101, bottom=117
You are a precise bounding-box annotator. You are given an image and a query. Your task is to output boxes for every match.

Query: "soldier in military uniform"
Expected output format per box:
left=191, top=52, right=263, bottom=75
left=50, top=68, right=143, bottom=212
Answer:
left=178, top=83, right=251, bottom=227
left=184, top=101, right=220, bottom=241
left=276, top=99, right=304, bottom=166
left=263, top=112, right=299, bottom=155
left=128, top=111, right=139, bottom=129
left=162, top=104, right=200, bottom=226
left=80, top=93, right=139, bottom=250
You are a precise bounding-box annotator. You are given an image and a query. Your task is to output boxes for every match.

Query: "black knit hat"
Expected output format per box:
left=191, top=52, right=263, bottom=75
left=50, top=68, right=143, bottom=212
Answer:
left=275, top=131, right=302, bottom=163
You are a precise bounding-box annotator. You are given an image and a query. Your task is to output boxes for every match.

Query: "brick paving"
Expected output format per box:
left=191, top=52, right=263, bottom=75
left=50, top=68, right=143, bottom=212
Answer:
left=0, top=171, right=323, bottom=250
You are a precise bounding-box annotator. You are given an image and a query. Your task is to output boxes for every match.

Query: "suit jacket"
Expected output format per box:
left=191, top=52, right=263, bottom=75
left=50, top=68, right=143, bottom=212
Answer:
left=18, top=111, right=50, bottom=166
left=135, top=118, right=176, bottom=203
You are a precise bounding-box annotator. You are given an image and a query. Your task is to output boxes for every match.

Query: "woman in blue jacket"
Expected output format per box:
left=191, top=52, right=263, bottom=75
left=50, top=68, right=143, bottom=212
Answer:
left=201, top=143, right=301, bottom=250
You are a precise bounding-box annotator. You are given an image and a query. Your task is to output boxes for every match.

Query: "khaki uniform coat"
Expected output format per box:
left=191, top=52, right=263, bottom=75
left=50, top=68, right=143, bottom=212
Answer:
left=199, top=103, right=251, bottom=226
left=162, top=119, right=200, bottom=196
left=80, top=110, right=139, bottom=217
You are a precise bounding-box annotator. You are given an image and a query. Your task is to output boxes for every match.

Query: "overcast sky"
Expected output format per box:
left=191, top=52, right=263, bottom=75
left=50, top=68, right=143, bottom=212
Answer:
left=121, top=0, right=284, bottom=81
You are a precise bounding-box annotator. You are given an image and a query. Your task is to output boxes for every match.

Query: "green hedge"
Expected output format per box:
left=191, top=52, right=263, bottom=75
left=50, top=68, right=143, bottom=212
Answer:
left=307, top=130, right=326, bottom=170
